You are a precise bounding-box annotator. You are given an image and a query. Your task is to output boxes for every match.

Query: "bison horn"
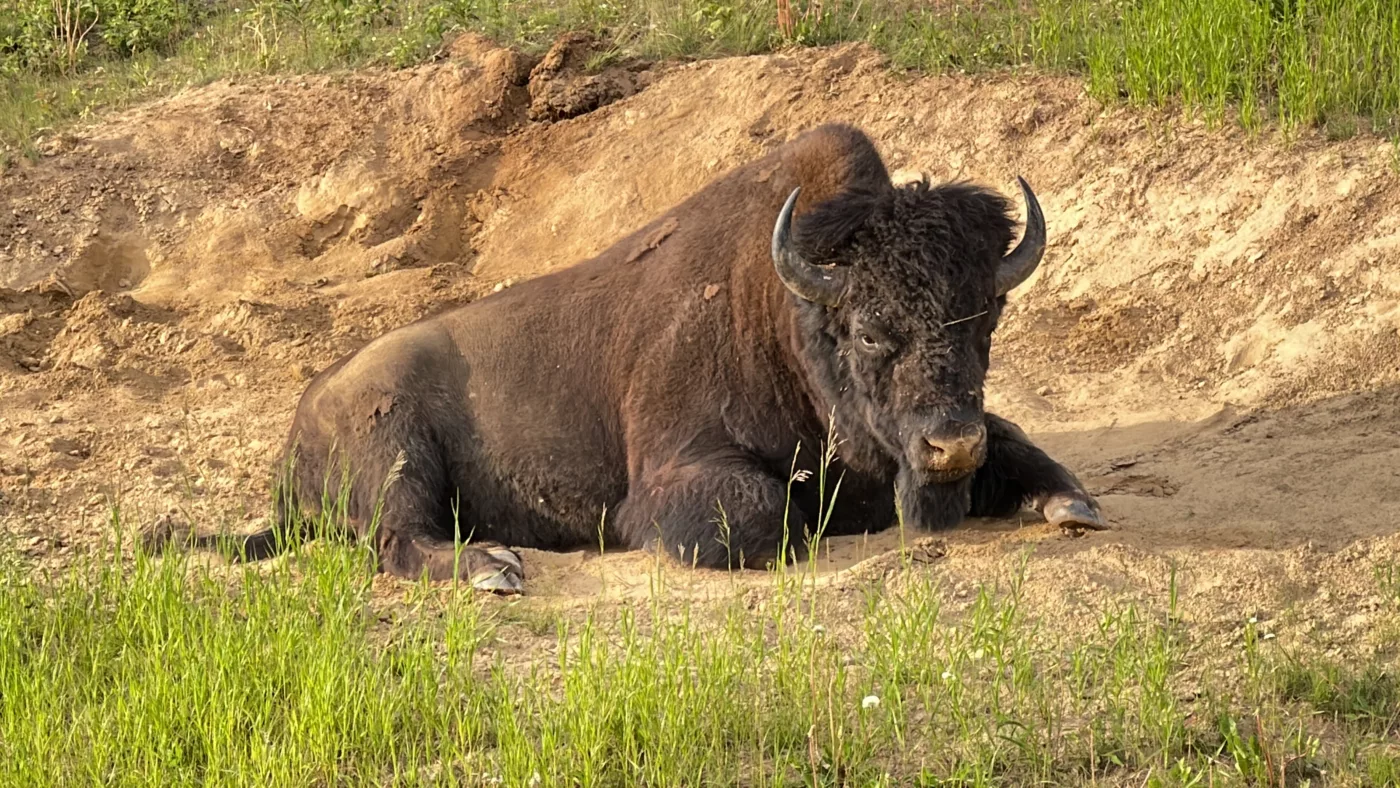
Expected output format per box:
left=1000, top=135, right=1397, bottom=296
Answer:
left=996, top=176, right=1047, bottom=297
left=772, top=187, right=847, bottom=307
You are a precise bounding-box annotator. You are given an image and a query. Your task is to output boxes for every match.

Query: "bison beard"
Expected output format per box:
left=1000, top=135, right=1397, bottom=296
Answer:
left=151, top=123, right=1105, bottom=593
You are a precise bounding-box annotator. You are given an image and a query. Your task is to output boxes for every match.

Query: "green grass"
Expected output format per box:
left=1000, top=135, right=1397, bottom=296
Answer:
left=3, top=0, right=1400, bottom=165
left=2, top=505, right=1399, bottom=786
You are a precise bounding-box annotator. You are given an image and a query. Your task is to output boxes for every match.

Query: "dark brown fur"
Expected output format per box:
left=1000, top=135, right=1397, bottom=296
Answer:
left=191, top=124, right=1101, bottom=579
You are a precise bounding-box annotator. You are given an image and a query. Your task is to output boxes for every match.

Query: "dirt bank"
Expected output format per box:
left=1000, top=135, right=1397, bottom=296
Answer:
left=2, top=35, right=1398, bottom=653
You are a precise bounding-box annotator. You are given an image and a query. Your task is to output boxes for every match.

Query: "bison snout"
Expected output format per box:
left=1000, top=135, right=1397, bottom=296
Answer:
left=912, top=420, right=987, bottom=478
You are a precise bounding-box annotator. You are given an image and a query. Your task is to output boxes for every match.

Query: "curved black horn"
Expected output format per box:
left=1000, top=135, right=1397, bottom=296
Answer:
left=772, top=187, right=847, bottom=306
left=996, top=176, right=1047, bottom=296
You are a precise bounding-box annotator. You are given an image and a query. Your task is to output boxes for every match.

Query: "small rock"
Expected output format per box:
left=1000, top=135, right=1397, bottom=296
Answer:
left=1036, top=386, right=1052, bottom=397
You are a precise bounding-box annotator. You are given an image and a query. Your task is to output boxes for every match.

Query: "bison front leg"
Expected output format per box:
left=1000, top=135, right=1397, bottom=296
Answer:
left=969, top=413, right=1106, bottom=532
left=615, top=451, right=809, bottom=570
left=356, top=453, right=526, bottom=594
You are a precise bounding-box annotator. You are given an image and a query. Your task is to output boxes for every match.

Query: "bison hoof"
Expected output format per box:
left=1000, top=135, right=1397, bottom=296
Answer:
left=1043, top=494, right=1108, bottom=533
left=468, top=545, right=525, bottom=595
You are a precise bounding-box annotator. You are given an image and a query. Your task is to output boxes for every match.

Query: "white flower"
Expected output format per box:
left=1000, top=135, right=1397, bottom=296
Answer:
left=1248, top=616, right=1259, bottom=624
left=941, top=671, right=956, bottom=681
left=861, top=695, right=880, bottom=709
left=812, top=624, right=826, bottom=634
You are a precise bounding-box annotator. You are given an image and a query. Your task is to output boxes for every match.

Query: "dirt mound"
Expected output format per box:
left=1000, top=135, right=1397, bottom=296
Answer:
left=1, top=33, right=564, bottom=303
left=524, top=32, right=649, bottom=122
left=2, top=37, right=1399, bottom=644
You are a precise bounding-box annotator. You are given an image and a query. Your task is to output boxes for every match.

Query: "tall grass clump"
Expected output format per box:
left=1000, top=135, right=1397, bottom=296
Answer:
left=0, top=509, right=494, bottom=787
left=1092, top=0, right=1400, bottom=133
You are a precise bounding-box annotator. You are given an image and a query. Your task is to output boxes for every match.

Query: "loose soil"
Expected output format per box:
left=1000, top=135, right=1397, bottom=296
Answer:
left=3, top=35, right=1399, bottom=659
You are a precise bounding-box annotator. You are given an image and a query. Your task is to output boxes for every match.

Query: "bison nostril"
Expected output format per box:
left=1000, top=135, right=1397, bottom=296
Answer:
left=920, top=431, right=982, bottom=473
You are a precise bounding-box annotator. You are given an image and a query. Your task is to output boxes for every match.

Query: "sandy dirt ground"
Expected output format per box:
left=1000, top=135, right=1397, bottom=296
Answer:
left=2, top=35, right=1399, bottom=657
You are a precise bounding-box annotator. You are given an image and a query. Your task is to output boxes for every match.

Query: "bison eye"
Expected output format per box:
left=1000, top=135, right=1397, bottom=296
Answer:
left=851, top=321, right=893, bottom=355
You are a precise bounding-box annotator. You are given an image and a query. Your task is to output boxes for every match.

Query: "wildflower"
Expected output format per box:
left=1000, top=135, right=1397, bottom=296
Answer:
left=941, top=671, right=956, bottom=682
left=812, top=624, right=826, bottom=634
left=861, top=695, right=880, bottom=710
left=1248, top=616, right=1259, bottom=624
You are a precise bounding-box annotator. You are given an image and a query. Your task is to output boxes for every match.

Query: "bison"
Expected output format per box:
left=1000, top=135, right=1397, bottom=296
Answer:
left=159, top=123, right=1105, bottom=592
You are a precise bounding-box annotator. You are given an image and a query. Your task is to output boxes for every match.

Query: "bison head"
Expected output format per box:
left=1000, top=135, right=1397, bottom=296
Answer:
left=775, top=176, right=1045, bottom=522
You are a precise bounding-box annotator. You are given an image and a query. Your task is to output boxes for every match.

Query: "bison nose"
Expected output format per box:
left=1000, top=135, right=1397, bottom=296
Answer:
left=918, top=420, right=987, bottom=476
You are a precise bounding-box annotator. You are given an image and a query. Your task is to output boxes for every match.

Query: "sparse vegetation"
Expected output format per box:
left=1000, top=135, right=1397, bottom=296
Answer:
left=3, top=0, right=1400, bottom=163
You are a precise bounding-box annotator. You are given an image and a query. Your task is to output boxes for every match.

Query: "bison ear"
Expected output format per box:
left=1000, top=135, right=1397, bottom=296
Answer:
left=995, top=177, right=1046, bottom=296
left=772, top=188, right=848, bottom=307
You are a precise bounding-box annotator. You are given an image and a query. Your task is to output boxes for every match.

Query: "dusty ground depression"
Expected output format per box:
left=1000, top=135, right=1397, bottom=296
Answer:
left=2, top=34, right=1399, bottom=655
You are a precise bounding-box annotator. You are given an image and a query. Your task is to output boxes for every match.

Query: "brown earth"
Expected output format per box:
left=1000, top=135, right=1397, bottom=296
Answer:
left=2, top=35, right=1399, bottom=657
